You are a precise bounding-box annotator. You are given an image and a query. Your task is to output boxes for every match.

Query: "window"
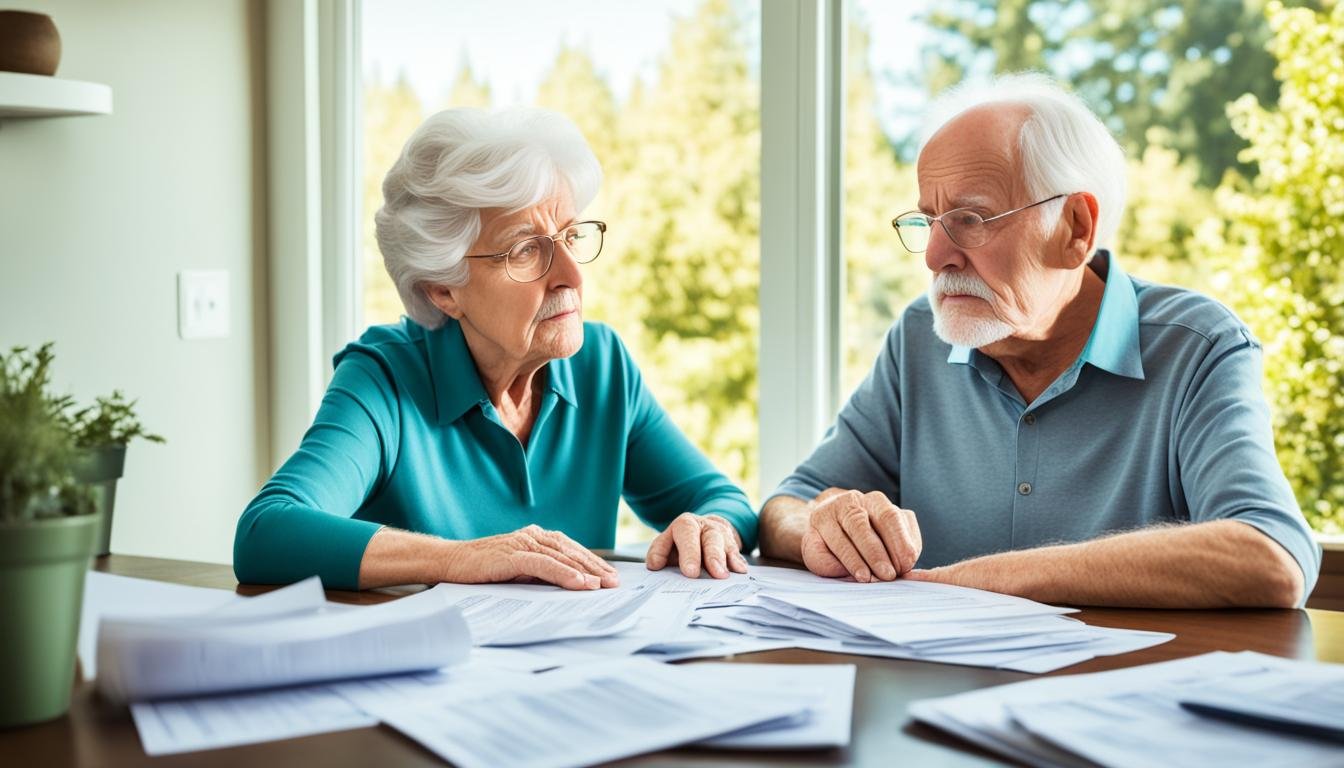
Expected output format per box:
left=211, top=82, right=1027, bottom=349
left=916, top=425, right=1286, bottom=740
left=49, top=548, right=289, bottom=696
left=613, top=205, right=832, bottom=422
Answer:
left=361, top=0, right=762, bottom=543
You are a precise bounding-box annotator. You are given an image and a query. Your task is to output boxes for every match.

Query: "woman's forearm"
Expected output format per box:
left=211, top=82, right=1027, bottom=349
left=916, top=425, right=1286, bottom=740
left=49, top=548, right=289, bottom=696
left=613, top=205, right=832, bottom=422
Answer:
left=357, top=527, right=459, bottom=589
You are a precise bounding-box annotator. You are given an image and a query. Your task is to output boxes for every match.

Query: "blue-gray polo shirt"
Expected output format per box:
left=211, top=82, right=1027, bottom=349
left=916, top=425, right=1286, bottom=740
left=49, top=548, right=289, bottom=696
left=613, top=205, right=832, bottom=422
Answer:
left=773, top=251, right=1321, bottom=598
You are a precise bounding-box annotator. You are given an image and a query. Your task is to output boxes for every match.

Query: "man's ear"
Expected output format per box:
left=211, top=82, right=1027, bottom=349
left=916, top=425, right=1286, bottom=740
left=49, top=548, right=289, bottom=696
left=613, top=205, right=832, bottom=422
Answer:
left=1062, top=192, right=1099, bottom=267
left=425, top=283, right=465, bottom=320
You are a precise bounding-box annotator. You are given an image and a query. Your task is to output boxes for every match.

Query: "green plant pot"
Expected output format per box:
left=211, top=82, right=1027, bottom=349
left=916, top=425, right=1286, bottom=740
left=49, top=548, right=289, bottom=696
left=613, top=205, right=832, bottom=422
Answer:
left=0, top=513, right=98, bottom=728
left=73, top=444, right=126, bottom=557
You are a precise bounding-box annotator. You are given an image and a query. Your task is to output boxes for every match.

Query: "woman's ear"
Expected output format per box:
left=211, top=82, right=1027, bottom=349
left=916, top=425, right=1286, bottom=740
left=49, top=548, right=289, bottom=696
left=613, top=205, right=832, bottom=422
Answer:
left=1062, top=192, right=1100, bottom=268
left=425, top=283, right=465, bottom=320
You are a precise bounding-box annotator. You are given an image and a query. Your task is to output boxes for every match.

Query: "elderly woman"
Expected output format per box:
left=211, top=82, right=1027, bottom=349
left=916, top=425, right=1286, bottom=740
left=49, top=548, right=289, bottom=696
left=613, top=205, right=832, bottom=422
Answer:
left=234, top=108, right=755, bottom=591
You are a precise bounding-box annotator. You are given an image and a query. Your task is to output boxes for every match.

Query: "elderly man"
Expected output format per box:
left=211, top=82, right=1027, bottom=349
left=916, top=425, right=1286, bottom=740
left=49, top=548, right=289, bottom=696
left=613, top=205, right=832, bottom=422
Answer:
left=759, top=74, right=1320, bottom=608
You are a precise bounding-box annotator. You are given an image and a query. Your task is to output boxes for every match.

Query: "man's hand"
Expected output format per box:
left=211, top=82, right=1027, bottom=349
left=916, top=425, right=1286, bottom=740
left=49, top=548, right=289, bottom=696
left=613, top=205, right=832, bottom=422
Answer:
left=442, top=525, right=620, bottom=590
left=646, top=513, right=749, bottom=579
left=801, top=488, right=922, bottom=582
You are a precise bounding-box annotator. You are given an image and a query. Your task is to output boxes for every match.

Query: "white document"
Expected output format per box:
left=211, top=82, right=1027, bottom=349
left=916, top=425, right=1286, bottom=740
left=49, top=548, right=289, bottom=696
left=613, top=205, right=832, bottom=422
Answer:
left=758, top=583, right=1076, bottom=646
left=130, top=656, right=529, bottom=756
left=692, top=663, right=856, bottom=749
left=364, top=658, right=813, bottom=768
left=131, top=685, right=377, bottom=756
left=425, top=576, right=663, bottom=646
left=1177, top=667, right=1344, bottom=737
left=97, top=577, right=471, bottom=702
left=911, top=651, right=1344, bottom=768
left=693, top=570, right=1171, bottom=674
left=79, top=571, right=238, bottom=680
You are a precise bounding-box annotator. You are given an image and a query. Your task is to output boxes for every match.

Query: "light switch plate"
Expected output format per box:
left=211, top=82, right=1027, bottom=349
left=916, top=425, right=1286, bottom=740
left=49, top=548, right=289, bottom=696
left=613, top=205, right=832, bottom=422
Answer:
left=178, top=270, right=230, bottom=340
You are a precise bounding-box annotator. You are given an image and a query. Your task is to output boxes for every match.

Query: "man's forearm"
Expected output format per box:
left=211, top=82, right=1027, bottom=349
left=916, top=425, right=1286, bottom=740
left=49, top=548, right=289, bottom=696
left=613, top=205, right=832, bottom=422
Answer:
left=911, top=520, right=1304, bottom=608
left=758, top=495, right=809, bottom=562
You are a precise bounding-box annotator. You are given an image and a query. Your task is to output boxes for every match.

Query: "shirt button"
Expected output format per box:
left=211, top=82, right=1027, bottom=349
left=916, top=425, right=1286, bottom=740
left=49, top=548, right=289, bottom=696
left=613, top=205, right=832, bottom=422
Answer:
left=1017, top=482, right=1033, bottom=496
left=1024, top=412, right=1036, bottom=425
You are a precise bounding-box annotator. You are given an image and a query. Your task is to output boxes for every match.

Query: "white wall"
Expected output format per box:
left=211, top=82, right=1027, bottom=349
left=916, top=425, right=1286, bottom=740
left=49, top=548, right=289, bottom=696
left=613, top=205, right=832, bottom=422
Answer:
left=0, top=0, right=268, bottom=564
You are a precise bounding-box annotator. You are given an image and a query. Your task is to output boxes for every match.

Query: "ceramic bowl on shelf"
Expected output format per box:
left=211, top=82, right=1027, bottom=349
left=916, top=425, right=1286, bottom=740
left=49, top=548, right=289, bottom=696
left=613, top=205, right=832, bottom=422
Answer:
left=0, top=10, right=62, bottom=76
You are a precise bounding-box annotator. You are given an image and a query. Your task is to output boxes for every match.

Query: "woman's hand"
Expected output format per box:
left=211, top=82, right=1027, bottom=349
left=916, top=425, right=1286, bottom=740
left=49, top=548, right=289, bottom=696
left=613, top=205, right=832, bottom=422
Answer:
left=801, top=488, right=921, bottom=582
left=646, top=513, right=749, bottom=579
left=443, top=525, right=620, bottom=590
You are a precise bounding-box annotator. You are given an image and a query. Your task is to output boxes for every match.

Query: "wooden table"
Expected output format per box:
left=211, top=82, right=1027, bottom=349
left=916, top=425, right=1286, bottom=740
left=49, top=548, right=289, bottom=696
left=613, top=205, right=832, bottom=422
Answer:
left=4, top=554, right=1342, bottom=767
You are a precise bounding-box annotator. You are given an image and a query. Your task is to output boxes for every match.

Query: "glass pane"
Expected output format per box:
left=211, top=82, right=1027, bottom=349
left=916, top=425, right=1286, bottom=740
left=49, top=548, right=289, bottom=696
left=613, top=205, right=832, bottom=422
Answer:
left=362, top=0, right=762, bottom=543
left=843, top=0, right=1342, bottom=534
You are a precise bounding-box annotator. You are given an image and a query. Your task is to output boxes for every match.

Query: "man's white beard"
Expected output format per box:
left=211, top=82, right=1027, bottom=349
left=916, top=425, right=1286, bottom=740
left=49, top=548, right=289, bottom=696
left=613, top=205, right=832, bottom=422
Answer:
left=929, top=273, right=1014, bottom=348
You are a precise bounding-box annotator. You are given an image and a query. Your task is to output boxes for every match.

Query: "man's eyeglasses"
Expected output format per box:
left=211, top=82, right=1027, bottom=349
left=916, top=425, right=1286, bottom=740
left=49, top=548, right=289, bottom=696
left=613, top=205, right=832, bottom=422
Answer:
left=891, top=194, right=1066, bottom=253
left=465, top=220, right=607, bottom=283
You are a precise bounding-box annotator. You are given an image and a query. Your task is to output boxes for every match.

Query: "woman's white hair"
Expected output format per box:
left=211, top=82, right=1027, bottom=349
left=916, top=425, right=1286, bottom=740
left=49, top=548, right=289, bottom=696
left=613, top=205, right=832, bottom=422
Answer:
left=919, top=72, right=1127, bottom=250
left=375, top=107, right=602, bottom=328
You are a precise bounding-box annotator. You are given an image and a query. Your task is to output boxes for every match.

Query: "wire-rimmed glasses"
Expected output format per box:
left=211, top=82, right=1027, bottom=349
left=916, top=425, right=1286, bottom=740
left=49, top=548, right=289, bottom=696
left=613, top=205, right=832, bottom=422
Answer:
left=464, top=220, right=607, bottom=282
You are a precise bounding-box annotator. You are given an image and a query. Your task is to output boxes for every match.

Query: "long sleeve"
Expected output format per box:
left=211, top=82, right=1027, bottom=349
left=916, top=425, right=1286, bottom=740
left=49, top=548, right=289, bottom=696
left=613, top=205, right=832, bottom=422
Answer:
left=233, top=353, right=400, bottom=589
left=616, top=340, right=758, bottom=552
left=1174, top=329, right=1322, bottom=602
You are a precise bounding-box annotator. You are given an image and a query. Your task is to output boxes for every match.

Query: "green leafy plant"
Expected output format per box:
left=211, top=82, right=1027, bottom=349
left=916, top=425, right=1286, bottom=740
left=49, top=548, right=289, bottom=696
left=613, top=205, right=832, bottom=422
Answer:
left=0, top=344, right=93, bottom=523
left=70, top=391, right=165, bottom=449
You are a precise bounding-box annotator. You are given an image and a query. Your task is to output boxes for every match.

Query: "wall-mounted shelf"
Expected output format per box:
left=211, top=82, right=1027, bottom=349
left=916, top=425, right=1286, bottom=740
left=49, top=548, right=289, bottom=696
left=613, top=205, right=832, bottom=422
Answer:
left=0, top=71, right=112, bottom=118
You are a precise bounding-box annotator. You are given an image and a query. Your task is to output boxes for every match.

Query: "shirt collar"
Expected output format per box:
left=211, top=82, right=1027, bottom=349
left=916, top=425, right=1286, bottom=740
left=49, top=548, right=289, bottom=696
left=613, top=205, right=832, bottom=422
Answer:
left=424, top=318, right=579, bottom=425
left=945, top=250, right=1144, bottom=381
left=1078, top=250, right=1144, bottom=380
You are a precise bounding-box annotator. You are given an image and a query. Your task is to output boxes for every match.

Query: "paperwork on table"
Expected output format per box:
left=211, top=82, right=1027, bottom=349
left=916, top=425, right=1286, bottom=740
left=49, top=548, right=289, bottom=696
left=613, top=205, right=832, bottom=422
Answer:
left=355, top=658, right=849, bottom=768
left=85, top=559, right=1176, bottom=762
left=94, top=575, right=470, bottom=702
left=78, top=572, right=238, bottom=680
left=910, top=651, right=1344, bottom=768
left=685, top=564, right=1173, bottom=673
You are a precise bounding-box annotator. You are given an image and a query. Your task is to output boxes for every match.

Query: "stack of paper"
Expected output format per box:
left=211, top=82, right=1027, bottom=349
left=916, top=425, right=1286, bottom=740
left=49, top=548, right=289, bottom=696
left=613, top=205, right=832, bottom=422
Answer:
left=83, top=562, right=1183, bottom=763
left=681, top=565, right=1173, bottom=673
left=84, top=572, right=857, bottom=761
left=909, top=651, right=1344, bottom=768
left=95, top=576, right=471, bottom=702
left=347, top=658, right=857, bottom=768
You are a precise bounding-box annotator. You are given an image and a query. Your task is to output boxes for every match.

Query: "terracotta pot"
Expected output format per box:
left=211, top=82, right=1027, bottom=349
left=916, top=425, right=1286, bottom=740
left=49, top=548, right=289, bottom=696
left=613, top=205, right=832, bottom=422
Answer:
left=0, top=11, right=62, bottom=76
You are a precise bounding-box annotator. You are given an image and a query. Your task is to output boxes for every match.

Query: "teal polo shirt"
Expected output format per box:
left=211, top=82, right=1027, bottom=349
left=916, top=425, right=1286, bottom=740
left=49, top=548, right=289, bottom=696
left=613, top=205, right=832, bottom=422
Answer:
left=773, top=251, right=1321, bottom=601
left=234, top=319, right=757, bottom=589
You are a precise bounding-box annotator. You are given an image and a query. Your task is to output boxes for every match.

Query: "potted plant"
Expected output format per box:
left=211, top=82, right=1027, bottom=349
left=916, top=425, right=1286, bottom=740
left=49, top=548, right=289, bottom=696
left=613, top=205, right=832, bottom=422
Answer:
left=0, top=343, right=98, bottom=727
left=70, top=391, right=164, bottom=557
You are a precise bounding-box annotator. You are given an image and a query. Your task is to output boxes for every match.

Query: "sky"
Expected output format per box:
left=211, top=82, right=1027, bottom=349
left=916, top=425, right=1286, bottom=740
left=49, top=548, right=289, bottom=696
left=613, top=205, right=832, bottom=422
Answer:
left=361, top=0, right=936, bottom=145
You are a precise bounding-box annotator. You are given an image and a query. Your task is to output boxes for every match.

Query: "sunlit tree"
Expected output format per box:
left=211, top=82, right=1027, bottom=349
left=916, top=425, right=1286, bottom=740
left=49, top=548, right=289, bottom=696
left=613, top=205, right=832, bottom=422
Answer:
left=1111, top=139, right=1215, bottom=290
left=362, top=72, right=424, bottom=325
left=842, top=22, right=921, bottom=395
left=608, top=0, right=761, bottom=497
left=1200, top=0, right=1344, bottom=532
left=921, top=0, right=1283, bottom=185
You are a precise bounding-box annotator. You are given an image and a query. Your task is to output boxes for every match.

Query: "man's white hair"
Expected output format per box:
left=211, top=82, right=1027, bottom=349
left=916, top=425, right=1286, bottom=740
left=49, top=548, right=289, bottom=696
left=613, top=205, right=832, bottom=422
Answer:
left=919, top=73, right=1127, bottom=249
left=374, top=107, right=602, bottom=329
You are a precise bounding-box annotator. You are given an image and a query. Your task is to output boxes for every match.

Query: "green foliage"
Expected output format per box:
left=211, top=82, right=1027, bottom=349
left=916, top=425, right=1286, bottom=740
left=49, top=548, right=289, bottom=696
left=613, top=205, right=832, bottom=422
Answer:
left=1111, top=139, right=1217, bottom=289
left=842, top=22, right=922, bottom=395
left=0, top=344, right=93, bottom=523
left=1199, top=0, right=1344, bottom=532
left=362, top=73, right=425, bottom=325
left=536, top=0, right=762, bottom=497
left=69, top=391, right=165, bottom=449
left=922, top=0, right=1284, bottom=185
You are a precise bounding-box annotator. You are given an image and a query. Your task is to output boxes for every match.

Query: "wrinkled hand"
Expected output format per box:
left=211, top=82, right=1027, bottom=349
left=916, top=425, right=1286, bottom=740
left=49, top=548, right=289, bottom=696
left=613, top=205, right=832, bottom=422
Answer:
left=646, top=513, right=748, bottom=579
left=445, top=525, right=619, bottom=591
left=801, top=488, right=922, bottom=582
